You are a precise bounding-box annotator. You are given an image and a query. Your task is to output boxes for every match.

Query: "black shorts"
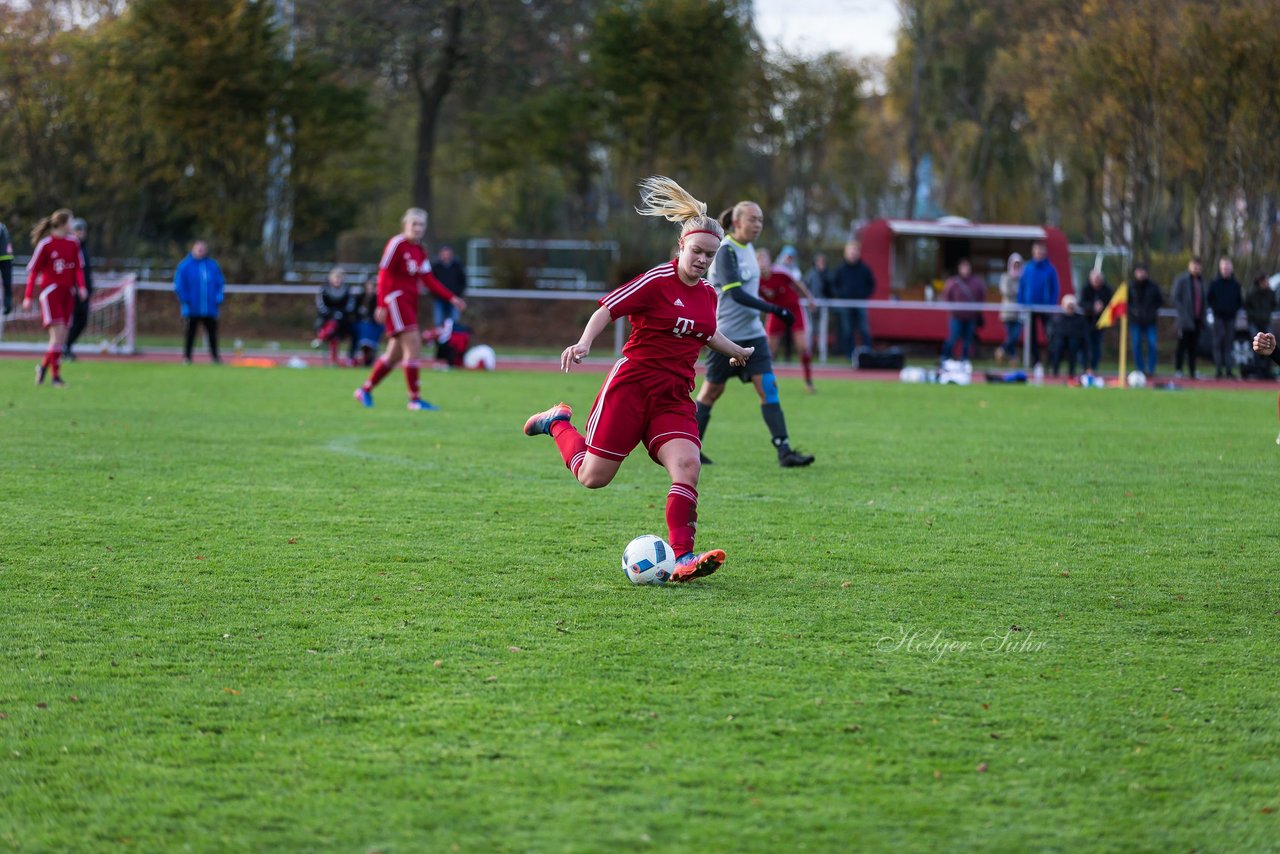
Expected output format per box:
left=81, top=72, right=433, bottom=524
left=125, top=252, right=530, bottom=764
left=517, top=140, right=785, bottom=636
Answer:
left=704, top=336, right=774, bottom=384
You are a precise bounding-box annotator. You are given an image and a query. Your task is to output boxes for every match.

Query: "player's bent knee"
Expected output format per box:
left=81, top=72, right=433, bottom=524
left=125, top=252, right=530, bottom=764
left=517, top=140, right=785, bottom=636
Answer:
left=578, top=471, right=613, bottom=489
left=576, top=458, right=618, bottom=489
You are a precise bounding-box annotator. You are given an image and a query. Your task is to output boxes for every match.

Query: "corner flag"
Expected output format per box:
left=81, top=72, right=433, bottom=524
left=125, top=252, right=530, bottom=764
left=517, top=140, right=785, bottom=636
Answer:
left=1097, top=282, right=1130, bottom=386
left=1096, top=283, right=1128, bottom=329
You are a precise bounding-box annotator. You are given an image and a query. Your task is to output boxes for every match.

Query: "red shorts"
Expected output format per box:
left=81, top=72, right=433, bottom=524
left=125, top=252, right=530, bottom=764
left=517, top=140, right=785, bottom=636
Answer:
left=765, top=299, right=807, bottom=335
left=585, top=359, right=700, bottom=464
left=38, top=283, right=75, bottom=328
left=381, top=289, right=419, bottom=336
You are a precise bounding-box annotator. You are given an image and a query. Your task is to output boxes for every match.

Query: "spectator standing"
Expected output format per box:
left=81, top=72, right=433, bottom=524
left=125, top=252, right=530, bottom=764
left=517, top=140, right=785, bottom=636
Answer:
left=804, top=252, right=830, bottom=300
left=431, top=244, right=467, bottom=328
left=831, top=240, right=874, bottom=358
left=1207, top=257, right=1243, bottom=379
left=1079, top=269, right=1114, bottom=374
left=1243, top=273, right=1276, bottom=379
left=1016, top=240, right=1059, bottom=367
left=939, top=258, right=986, bottom=361
left=1048, top=294, right=1090, bottom=377
left=0, top=219, right=13, bottom=315
left=1128, top=263, right=1164, bottom=377
left=1170, top=257, right=1207, bottom=379
left=174, top=240, right=226, bottom=364
left=996, top=252, right=1023, bottom=363
left=64, top=217, right=94, bottom=360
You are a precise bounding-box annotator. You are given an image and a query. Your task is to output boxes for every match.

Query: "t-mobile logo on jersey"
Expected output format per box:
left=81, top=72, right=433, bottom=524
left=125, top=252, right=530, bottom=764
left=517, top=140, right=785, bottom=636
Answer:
left=672, top=317, right=695, bottom=337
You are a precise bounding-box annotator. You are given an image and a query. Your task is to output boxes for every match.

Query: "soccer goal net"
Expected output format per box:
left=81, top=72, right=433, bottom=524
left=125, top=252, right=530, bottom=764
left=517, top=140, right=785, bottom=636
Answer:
left=0, top=275, right=136, bottom=354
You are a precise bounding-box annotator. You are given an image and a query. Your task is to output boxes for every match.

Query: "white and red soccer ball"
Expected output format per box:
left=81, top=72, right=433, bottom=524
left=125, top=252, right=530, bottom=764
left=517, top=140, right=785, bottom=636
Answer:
left=621, top=534, right=675, bottom=585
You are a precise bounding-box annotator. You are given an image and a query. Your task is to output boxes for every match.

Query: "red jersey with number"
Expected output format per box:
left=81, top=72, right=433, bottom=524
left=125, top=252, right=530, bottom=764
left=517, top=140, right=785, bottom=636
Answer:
left=25, top=235, right=85, bottom=299
left=376, top=236, right=453, bottom=307
left=599, top=261, right=718, bottom=387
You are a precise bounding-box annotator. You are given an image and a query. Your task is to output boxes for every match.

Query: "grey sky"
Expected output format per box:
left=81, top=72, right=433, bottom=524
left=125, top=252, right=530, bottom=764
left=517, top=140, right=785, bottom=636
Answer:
left=753, top=0, right=900, bottom=58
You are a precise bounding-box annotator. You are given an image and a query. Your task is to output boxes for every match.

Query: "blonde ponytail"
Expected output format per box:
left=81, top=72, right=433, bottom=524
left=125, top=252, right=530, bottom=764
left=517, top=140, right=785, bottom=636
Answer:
left=31, top=208, right=73, bottom=244
left=635, top=176, right=724, bottom=243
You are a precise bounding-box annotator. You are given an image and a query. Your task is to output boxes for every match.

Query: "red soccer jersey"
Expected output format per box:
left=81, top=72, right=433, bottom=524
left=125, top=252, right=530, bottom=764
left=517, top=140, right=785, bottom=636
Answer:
left=759, top=269, right=799, bottom=309
left=25, top=235, right=85, bottom=299
left=599, top=261, right=719, bottom=385
left=376, top=235, right=453, bottom=307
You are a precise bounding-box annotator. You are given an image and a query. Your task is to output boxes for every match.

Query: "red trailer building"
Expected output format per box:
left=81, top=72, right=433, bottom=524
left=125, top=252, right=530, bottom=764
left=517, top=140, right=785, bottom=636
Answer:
left=855, top=218, right=1074, bottom=345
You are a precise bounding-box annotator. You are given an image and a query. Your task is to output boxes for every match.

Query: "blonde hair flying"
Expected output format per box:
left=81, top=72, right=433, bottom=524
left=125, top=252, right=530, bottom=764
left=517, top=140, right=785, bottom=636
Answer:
left=635, top=176, right=724, bottom=242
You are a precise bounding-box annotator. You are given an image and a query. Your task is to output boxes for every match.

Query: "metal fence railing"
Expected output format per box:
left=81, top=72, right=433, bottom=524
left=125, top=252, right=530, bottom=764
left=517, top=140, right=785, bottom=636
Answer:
left=8, top=269, right=1247, bottom=366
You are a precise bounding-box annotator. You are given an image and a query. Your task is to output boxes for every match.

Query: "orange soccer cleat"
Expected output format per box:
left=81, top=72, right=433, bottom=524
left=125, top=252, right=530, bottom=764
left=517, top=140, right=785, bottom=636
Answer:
left=669, top=549, right=725, bottom=583
left=523, top=402, right=572, bottom=436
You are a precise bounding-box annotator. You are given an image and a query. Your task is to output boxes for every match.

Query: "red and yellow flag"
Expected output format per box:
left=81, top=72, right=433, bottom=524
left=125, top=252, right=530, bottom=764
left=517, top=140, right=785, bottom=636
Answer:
left=1096, top=283, right=1128, bottom=329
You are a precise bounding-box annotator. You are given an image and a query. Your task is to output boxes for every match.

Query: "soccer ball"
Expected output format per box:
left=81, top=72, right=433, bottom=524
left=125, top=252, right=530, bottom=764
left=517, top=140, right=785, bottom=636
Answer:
left=463, top=344, right=496, bottom=370
left=1126, top=370, right=1147, bottom=388
left=621, top=534, right=675, bottom=585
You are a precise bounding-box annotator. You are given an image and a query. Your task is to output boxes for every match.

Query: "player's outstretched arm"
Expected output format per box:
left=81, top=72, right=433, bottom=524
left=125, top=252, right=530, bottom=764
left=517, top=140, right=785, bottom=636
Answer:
left=1253, top=332, right=1276, bottom=356
left=707, top=329, right=754, bottom=367
left=562, top=305, right=613, bottom=372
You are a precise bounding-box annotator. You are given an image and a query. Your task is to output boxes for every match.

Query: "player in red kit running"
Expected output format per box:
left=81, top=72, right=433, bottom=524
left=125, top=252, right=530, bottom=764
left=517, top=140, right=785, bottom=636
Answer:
left=758, top=247, right=817, bottom=392
left=22, top=208, right=86, bottom=387
left=522, top=177, right=754, bottom=583
left=354, top=207, right=466, bottom=410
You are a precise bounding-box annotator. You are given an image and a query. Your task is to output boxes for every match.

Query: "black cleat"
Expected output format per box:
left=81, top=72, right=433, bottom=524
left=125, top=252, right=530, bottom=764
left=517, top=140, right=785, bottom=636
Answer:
left=699, top=451, right=714, bottom=465
left=778, top=448, right=815, bottom=467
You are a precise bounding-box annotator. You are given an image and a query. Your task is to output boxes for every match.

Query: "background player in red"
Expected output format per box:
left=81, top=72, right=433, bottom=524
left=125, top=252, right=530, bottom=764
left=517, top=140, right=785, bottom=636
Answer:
left=354, top=207, right=466, bottom=410
left=758, top=247, right=817, bottom=393
left=22, top=208, right=86, bottom=387
left=522, top=177, right=754, bottom=583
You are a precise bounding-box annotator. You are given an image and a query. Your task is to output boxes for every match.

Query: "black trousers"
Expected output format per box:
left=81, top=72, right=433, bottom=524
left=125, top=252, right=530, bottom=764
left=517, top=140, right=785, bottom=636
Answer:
left=0, top=259, right=12, bottom=314
left=183, top=316, right=220, bottom=361
left=1028, top=312, right=1052, bottom=365
left=66, top=291, right=91, bottom=354
left=1175, top=322, right=1202, bottom=377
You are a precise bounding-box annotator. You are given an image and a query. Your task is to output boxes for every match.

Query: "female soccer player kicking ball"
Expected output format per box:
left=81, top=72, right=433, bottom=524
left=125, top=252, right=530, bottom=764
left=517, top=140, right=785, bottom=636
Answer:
left=23, top=208, right=86, bottom=387
left=523, top=177, right=754, bottom=583
left=354, top=208, right=466, bottom=410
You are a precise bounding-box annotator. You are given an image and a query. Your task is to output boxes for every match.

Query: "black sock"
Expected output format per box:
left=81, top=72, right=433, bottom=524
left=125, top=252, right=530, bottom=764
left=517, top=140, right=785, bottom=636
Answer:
left=762, top=402, right=789, bottom=453
left=695, top=401, right=712, bottom=438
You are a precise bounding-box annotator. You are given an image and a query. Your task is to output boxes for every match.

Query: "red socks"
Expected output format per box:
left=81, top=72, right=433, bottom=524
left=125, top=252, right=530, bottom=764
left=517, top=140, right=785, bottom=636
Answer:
left=43, top=348, right=61, bottom=379
left=404, top=360, right=421, bottom=398
left=550, top=420, right=587, bottom=476
left=328, top=339, right=339, bottom=363
left=362, top=356, right=392, bottom=391
left=666, top=482, right=698, bottom=557
left=361, top=356, right=422, bottom=399
left=801, top=351, right=813, bottom=385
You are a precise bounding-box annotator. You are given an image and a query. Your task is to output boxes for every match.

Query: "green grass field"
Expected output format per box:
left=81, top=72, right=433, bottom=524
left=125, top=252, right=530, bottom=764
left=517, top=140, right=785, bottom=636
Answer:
left=2, top=358, right=1278, bottom=852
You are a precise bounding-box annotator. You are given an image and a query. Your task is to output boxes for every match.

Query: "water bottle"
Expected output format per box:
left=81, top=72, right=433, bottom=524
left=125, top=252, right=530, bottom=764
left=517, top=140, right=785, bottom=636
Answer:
left=1032, top=363, right=1044, bottom=385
